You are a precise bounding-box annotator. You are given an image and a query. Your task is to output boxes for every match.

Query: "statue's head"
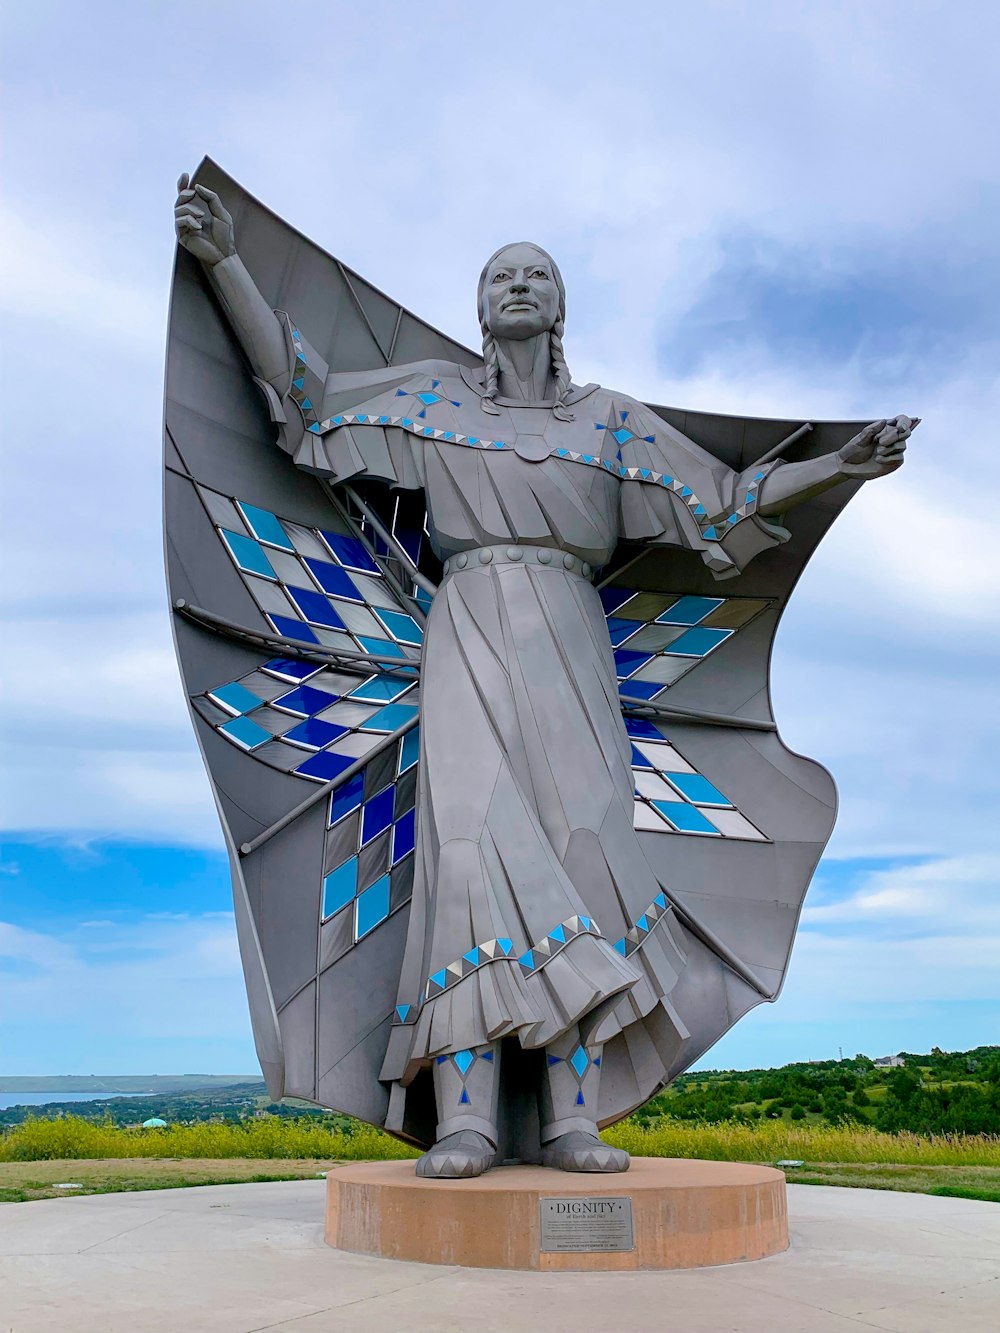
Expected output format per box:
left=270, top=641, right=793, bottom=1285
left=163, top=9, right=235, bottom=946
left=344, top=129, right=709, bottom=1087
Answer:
left=476, top=242, right=573, bottom=417
left=477, top=242, right=565, bottom=342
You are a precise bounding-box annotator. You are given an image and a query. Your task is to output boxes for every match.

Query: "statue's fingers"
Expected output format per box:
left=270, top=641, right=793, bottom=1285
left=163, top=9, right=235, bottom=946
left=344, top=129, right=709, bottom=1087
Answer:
left=176, top=215, right=203, bottom=232
left=194, top=184, right=232, bottom=222
left=174, top=204, right=204, bottom=221
left=177, top=172, right=190, bottom=194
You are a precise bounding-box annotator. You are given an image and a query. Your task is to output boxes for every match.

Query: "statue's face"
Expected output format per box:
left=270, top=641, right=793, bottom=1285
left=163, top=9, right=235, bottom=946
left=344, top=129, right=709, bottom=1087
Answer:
left=483, top=244, right=560, bottom=341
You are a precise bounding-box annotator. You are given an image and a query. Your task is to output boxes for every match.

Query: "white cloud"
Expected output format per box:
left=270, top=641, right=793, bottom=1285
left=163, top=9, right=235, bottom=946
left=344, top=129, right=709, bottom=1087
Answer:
left=0, top=913, right=246, bottom=1038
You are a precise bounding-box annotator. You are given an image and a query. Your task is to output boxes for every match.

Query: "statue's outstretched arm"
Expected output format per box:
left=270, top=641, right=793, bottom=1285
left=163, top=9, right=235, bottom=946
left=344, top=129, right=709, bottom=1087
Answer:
left=174, top=173, right=288, bottom=386
left=757, top=416, right=918, bottom=515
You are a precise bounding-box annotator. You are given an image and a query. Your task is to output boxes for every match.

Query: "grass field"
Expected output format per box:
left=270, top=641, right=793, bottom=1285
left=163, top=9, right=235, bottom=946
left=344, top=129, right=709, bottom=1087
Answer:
left=2, top=1115, right=998, bottom=1205
left=0, top=1158, right=341, bottom=1203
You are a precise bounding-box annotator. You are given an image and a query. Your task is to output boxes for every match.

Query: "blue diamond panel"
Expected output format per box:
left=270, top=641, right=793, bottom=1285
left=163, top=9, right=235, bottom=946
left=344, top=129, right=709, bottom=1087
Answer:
left=315, top=726, right=420, bottom=945
left=628, top=729, right=767, bottom=842
left=203, top=484, right=427, bottom=663
left=604, top=588, right=769, bottom=699
left=195, top=655, right=420, bottom=787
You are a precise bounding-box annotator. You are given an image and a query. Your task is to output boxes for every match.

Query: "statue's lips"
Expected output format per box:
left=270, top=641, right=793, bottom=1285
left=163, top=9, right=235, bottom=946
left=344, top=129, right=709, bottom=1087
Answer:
left=503, top=300, right=538, bottom=312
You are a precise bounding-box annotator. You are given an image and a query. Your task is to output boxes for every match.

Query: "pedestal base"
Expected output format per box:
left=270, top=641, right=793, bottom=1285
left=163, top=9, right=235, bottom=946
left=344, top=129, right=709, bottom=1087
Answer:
left=325, top=1157, right=788, bottom=1270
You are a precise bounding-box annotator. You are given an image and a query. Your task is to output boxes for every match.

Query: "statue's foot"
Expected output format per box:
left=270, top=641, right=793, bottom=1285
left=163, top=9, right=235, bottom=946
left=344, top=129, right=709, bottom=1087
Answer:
left=415, top=1130, right=496, bottom=1179
left=541, top=1131, right=629, bottom=1173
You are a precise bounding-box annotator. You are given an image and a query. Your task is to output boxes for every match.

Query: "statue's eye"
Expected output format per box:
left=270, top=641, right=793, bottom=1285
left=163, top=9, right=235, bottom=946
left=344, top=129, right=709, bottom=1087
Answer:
left=492, top=272, right=510, bottom=284
left=530, top=269, right=548, bottom=280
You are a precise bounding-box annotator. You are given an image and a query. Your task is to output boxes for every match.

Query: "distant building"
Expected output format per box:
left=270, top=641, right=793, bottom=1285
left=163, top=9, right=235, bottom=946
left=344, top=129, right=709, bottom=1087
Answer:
left=141, top=1118, right=167, bottom=1128
left=873, top=1056, right=905, bottom=1068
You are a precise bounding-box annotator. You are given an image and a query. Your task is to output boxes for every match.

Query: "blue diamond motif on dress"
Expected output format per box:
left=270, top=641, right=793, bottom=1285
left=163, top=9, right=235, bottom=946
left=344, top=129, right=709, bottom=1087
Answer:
left=453, top=1049, right=475, bottom=1076
left=394, top=380, right=461, bottom=419
left=570, top=1045, right=590, bottom=1079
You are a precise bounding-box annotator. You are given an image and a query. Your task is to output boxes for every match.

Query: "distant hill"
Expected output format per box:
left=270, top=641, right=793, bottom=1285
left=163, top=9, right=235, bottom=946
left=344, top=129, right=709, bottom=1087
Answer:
left=0, top=1075, right=260, bottom=1094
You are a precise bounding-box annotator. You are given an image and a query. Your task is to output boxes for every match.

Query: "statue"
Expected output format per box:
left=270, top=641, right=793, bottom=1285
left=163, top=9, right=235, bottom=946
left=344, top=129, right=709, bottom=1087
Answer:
left=166, top=162, right=916, bottom=1179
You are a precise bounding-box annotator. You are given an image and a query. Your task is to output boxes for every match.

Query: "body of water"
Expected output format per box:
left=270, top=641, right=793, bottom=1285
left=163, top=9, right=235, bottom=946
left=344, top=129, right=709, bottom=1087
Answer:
left=0, top=1092, right=147, bottom=1109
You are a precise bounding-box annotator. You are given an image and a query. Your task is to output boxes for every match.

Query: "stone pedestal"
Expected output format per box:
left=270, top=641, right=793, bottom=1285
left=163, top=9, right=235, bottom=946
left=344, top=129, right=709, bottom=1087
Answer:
left=325, top=1157, right=788, bottom=1271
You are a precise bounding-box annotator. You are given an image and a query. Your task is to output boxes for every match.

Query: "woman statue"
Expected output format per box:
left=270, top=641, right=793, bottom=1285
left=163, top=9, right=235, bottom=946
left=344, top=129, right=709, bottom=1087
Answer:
left=175, top=175, right=914, bottom=1177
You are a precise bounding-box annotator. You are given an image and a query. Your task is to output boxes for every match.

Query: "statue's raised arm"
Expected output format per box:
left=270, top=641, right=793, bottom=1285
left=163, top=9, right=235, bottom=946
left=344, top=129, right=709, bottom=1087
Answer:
left=174, top=173, right=289, bottom=386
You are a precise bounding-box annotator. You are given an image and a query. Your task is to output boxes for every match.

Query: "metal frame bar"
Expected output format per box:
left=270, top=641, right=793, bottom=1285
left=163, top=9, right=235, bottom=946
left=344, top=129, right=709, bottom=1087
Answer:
left=619, top=693, right=775, bottom=732
left=238, top=714, right=419, bottom=857
left=174, top=600, right=421, bottom=675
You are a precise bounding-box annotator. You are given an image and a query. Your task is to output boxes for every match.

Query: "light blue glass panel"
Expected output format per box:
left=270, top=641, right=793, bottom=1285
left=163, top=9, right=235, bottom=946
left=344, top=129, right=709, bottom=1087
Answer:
left=323, top=858, right=358, bottom=919
left=357, top=637, right=406, bottom=659
left=662, top=627, right=733, bottom=657
left=355, top=874, right=391, bottom=939
left=221, top=530, right=276, bottom=578
left=220, top=716, right=271, bottom=750
left=656, top=596, right=724, bottom=625
left=398, top=728, right=420, bottom=774
left=653, top=802, right=720, bottom=834
left=359, top=703, right=420, bottom=733
left=209, top=681, right=262, bottom=715
left=665, top=772, right=731, bottom=806
left=237, top=502, right=295, bottom=551
left=376, top=609, right=424, bottom=644
left=348, top=677, right=413, bottom=704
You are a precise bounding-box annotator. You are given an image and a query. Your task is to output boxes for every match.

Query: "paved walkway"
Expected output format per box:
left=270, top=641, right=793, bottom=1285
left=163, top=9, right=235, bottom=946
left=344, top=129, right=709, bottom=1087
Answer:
left=0, top=1179, right=997, bottom=1331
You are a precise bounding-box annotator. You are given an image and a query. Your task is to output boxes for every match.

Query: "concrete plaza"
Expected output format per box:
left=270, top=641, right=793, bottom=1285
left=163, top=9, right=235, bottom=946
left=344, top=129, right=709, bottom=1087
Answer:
left=0, top=1178, right=997, bottom=1331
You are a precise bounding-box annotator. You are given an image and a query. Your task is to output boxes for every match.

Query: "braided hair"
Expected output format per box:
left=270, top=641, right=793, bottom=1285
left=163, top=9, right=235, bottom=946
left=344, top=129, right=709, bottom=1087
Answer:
left=476, top=243, right=574, bottom=421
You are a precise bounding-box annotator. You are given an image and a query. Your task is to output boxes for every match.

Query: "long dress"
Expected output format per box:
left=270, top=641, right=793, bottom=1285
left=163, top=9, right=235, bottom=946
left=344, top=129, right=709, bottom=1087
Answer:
left=261, top=320, right=789, bottom=1127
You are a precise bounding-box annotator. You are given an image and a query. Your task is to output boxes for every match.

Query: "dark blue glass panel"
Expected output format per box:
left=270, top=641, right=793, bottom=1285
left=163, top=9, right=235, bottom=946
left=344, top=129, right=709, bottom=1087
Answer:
left=237, top=502, right=295, bottom=551
left=665, top=772, right=731, bottom=806
left=614, top=649, right=653, bottom=677
left=321, top=532, right=380, bottom=573
left=221, top=530, right=276, bottom=578
left=599, top=586, right=635, bottom=615
left=653, top=802, right=719, bottom=834
left=273, top=684, right=340, bottom=716
left=269, top=615, right=319, bottom=644
left=630, top=743, right=653, bottom=769
left=263, top=658, right=321, bottom=683
left=220, top=716, right=271, bottom=750
left=323, top=858, right=358, bottom=918
left=304, top=559, right=362, bottom=601
left=656, top=596, right=724, bottom=625
left=625, top=717, right=662, bottom=741
left=392, top=808, right=416, bottom=863
left=393, top=525, right=423, bottom=565
left=355, top=874, right=390, bottom=938
left=285, top=586, right=347, bottom=629
left=209, top=681, right=262, bottom=715
left=361, top=785, right=395, bottom=844
left=619, top=680, right=663, bottom=701
left=329, top=771, right=365, bottom=825
left=284, top=718, right=348, bottom=749
left=296, top=751, right=355, bottom=782
left=663, top=627, right=733, bottom=656
left=376, top=610, right=424, bottom=644
left=606, top=617, right=642, bottom=646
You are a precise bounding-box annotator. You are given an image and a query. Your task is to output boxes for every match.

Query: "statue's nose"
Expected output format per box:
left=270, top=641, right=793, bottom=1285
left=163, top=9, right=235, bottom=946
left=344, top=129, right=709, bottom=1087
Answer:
left=510, top=278, right=530, bottom=293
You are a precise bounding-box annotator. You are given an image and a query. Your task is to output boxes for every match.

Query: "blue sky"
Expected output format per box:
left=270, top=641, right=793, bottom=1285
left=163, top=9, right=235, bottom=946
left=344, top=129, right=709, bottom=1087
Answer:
left=1, top=1, right=998, bottom=1077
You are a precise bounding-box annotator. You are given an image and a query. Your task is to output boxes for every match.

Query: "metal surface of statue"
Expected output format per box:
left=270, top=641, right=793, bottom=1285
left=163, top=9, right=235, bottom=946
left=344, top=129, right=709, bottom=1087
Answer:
left=164, top=160, right=916, bottom=1177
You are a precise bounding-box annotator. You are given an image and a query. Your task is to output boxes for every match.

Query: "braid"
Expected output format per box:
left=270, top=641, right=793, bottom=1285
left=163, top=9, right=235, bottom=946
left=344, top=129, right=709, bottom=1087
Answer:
left=549, top=317, right=574, bottom=421
left=480, top=329, right=501, bottom=415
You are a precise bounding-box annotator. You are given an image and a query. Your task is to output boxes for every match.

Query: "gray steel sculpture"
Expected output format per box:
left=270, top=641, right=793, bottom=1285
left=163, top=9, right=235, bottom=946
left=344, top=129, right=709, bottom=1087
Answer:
left=165, top=160, right=916, bottom=1178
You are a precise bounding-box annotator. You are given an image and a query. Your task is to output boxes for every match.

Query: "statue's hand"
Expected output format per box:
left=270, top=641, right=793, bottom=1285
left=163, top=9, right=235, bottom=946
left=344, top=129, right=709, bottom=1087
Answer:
left=174, top=173, right=236, bottom=267
left=838, top=415, right=919, bottom=479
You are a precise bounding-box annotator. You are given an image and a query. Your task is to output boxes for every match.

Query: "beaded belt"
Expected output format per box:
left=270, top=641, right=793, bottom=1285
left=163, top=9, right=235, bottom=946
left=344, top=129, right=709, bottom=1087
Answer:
left=442, top=544, right=595, bottom=579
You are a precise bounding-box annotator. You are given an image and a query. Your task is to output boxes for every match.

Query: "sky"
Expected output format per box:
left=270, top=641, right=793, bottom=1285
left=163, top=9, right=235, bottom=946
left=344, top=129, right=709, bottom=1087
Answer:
left=1, top=0, right=998, bottom=1079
